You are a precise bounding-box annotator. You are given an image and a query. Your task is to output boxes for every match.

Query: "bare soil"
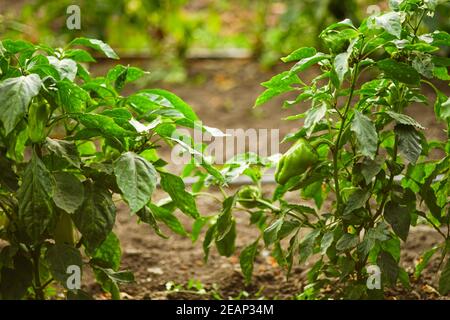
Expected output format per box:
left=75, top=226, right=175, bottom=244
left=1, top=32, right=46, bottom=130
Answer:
left=84, top=190, right=448, bottom=300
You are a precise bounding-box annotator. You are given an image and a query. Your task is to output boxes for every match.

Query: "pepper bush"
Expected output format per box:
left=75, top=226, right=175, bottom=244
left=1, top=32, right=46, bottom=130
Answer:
left=196, top=0, right=450, bottom=299
left=0, top=38, right=224, bottom=299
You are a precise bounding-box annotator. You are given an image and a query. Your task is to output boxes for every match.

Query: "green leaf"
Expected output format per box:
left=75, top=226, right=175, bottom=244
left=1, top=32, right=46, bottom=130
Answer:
left=278, top=219, right=300, bottom=239
left=17, top=151, right=55, bottom=241
left=46, top=244, right=82, bottom=288
left=420, top=185, right=443, bottom=221
left=69, top=38, right=119, bottom=59
left=100, top=268, right=134, bottom=283
left=191, top=217, right=208, bottom=242
left=386, top=111, right=425, bottom=129
left=343, top=188, right=370, bottom=216
left=114, top=152, right=157, bottom=213
left=77, top=114, right=133, bottom=139
left=433, top=66, right=450, bottom=80
left=26, top=55, right=59, bottom=79
left=73, top=181, right=116, bottom=252
left=398, top=267, right=411, bottom=290
left=336, top=233, right=359, bottom=251
left=56, top=80, right=89, bottom=113
left=255, top=88, right=288, bottom=107
left=351, top=111, right=378, bottom=159
left=334, top=52, right=350, bottom=84
left=428, top=30, right=450, bottom=47
left=378, top=250, right=399, bottom=285
left=107, top=65, right=145, bottom=91
left=384, top=201, right=411, bottom=241
left=64, top=49, right=96, bottom=62
left=439, top=259, right=450, bottom=295
left=412, top=54, right=435, bottom=78
left=263, top=218, right=284, bottom=246
left=320, top=231, right=334, bottom=255
left=320, top=19, right=356, bottom=35
left=137, top=89, right=198, bottom=121
left=101, top=108, right=133, bottom=130
left=304, top=103, right=327, bottom=135
left=216, top=219, right=236, bottom=257
left=302, top=180, right=325, bottom=208
left=281, top=47, right=317, bottom=62
left=159, top=172, right=199, bottom=219
left=45, top=138, right=81, bottom=168
left=395, top=124, right=422, bottom=164
left=299, top=229, right=320, bottom=262
left=360, top=157, right=383, bottom=184
left=147, top=203, right=187, bottom=237
left=255, top=72, right=300, bottom=106
left=91, top=232, right=121, bottom=271
left=272, top=242, right=287, bottom=267
left=0, top=74, right=42, bottom=135
left=93, top=266, right=134, bottom=300
left=371, top=12, right=402, bottom=38
left=414, top=246, right=438, bottom=279
left=357, top=234, right=376, bottom=258
left=136, top=205, right=168, bottom=238
left=377, top=59, right=421, bottom=85
left=216, top=195, right=236, bottom=241
left=388, top=0, right=402, bottom=10
left=53, top=172, right=84, bottom=214
left=290, top=53, right=330, bottom=74
left=240, top=240, right=259, bottom=284
left=2, top=39, right=34, bottom=54
left=48, top=57, right=77, bottom=81
left=203, top=223, right=216, bottom=262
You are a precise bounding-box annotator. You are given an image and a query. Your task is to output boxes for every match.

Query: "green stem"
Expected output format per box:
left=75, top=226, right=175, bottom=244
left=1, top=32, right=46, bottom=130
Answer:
left=32, top=245, right=44, bottom=300
left=39, top=277, right=54, bottom=291
left=333, top=61, right=360, bottom=211
left=255, top=199, right=281, bottom=212
left=370, top=136, right=398, bottom=227
left=195, top=192, right=223, bottom=204
left=422, top=215, right=447, bottom=240
left=359, top=137, right=399, bottom=275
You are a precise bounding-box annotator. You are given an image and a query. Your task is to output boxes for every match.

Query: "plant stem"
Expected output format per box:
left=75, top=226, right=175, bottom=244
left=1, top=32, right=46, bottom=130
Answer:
left=32, top=245, right=44, bottom=300
left=333, top=61, right=360, bottom=211
left=195, top=192, right=223, bottom=203
left=255, top=199, right=281, bottom=212
left=424, top=215, right=447, bottom=239
left=40, top=277, right=54, bottom=291
left=370, top=136, right=398, bottom=226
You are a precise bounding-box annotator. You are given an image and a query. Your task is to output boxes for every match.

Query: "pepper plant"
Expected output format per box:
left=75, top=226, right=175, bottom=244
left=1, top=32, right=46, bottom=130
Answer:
left=0, top=37, right=223, bottom=299
left=198, top=0, right=450, bottom=299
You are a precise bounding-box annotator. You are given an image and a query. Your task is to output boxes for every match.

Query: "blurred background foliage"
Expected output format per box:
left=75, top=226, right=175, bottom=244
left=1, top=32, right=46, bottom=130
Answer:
left=1, top=0, right=449, bottom=81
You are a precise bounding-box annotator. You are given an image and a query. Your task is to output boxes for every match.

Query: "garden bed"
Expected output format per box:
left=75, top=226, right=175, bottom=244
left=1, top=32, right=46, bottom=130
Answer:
left=84, top=189, right=448, bottom=300
left=83, top=59, right=450, bottom=300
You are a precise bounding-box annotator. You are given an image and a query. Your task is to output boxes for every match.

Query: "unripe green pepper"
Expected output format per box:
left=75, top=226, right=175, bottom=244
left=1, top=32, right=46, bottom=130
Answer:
left=237, top=186, right=261, bottom=208
left=275, top=139, right=318, bottom=185
left=54, top=212, right=76, bottom=246
left=28, top=102, right=49, bottom=143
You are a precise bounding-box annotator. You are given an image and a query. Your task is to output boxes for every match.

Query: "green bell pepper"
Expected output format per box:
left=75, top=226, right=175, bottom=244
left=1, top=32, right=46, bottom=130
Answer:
left=275, top=139, right=318, bottom=185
